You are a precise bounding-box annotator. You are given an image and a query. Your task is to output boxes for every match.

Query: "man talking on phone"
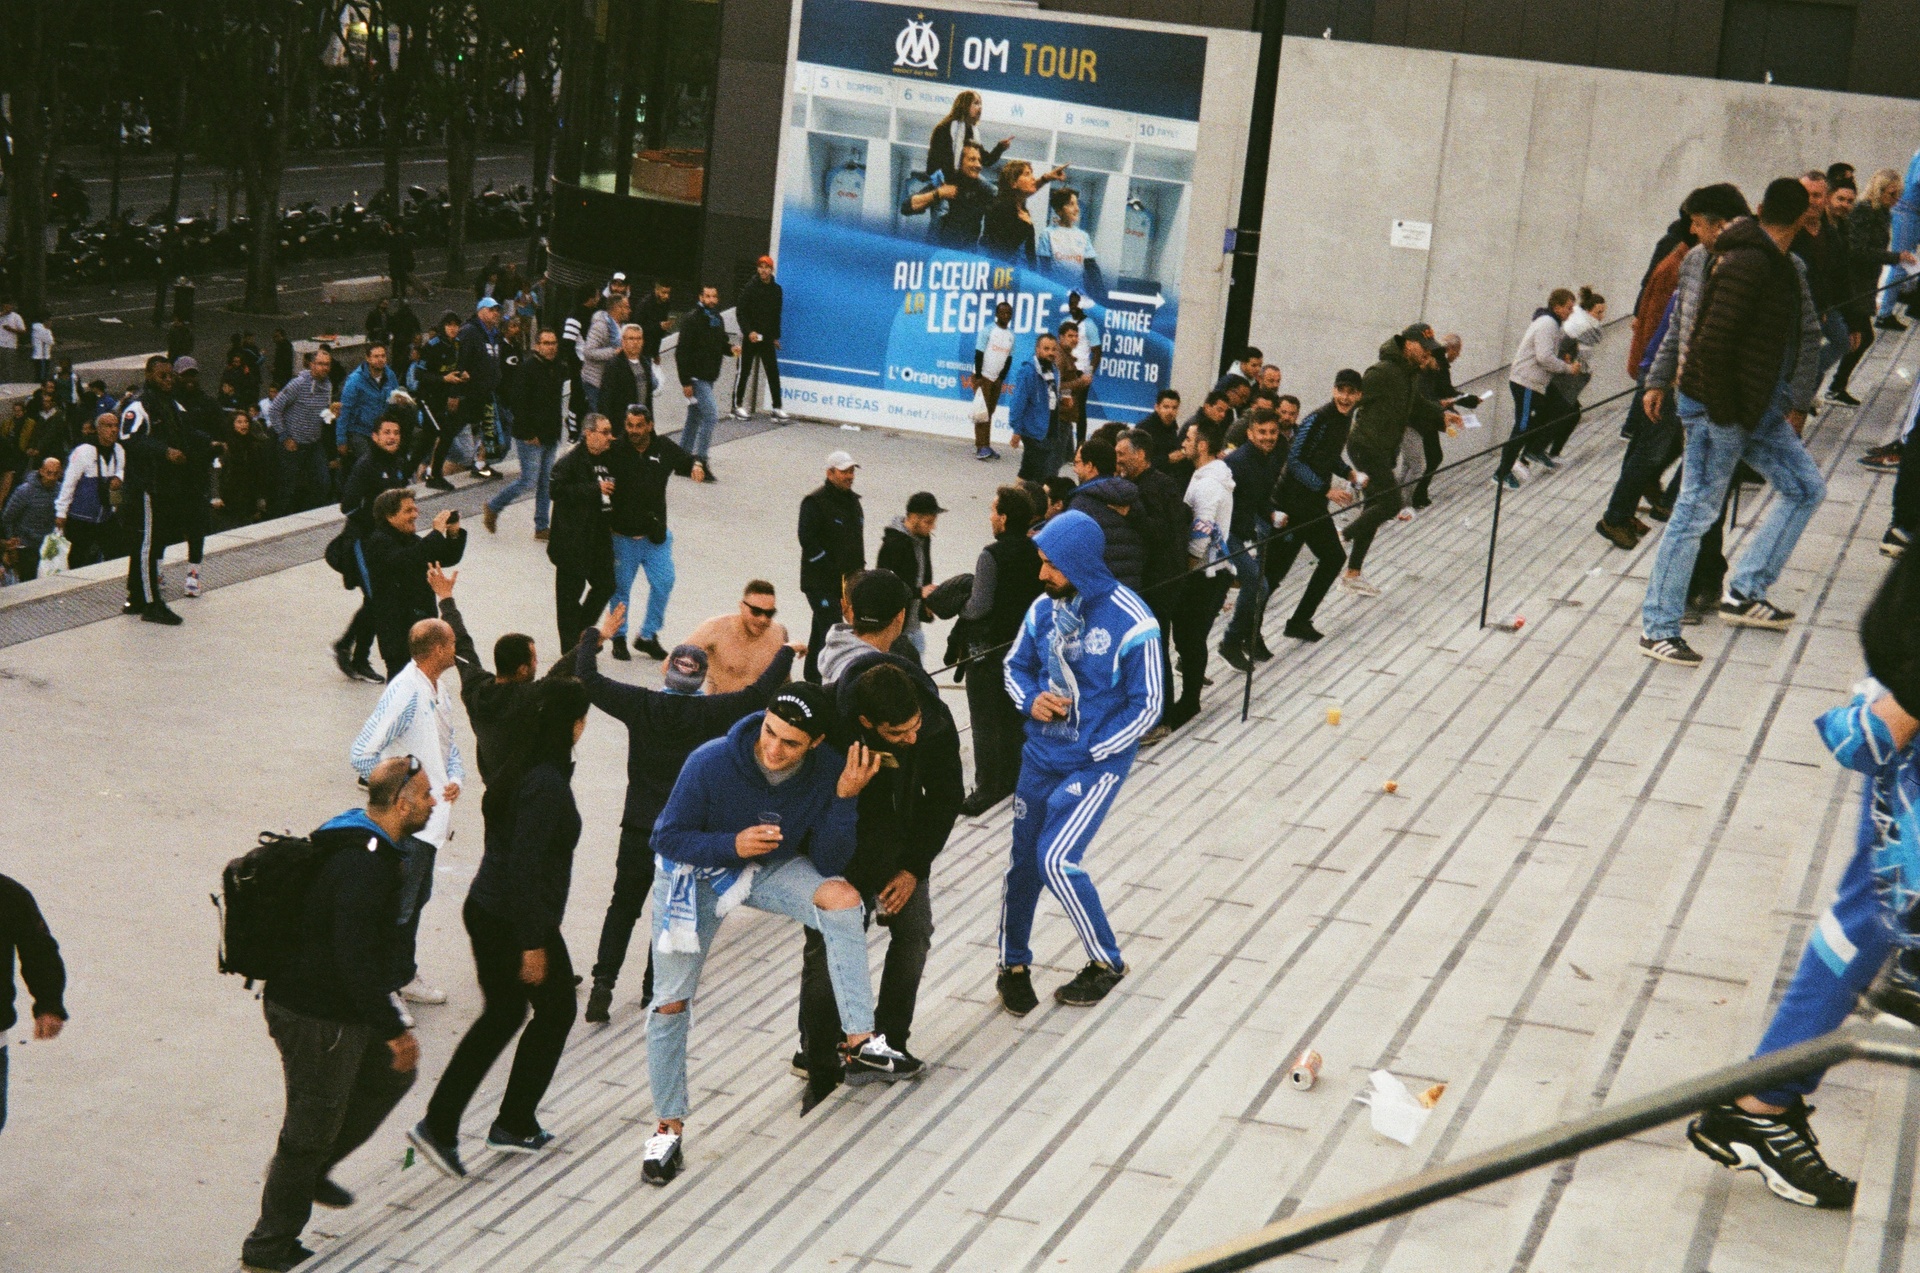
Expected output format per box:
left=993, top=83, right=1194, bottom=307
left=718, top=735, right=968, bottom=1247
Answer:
left=795, top=576, right=963, bottom=1109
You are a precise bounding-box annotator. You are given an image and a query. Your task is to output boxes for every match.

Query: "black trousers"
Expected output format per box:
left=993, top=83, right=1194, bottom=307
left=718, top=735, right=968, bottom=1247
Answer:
left=422, top=900, right=577, bottom=1142
left=590, top=824, right=658, bottom=1003
left=1895, top=429, right=1920, bottom=534
left=341, top=601, right=376, bottom=663
left=1832, top=323, right=1874, bottom=395
left=964, top=647, right=1024, bottom=802
left=125, top=491, right=168, bottom=609
left=735, top=340, right=782, bottom=410
left=1409, top=423, right=1444, bottom=506
left=242, top=1001, right=415, bottom=1267
left=1171, top=569, right=1233, bottom=712
left=555, top=567, right=613, bottom=652
left=411, top=401, right=461, bottom=477
left=799, top=881, right=934, bottom=1082
left=804, top=591, right=838, bottom=683
left=1268, top=500, right=1346, bottom=627
left=65, top=517, right=122, bottom=567
left=1341, top=445, right=1401, bottom=573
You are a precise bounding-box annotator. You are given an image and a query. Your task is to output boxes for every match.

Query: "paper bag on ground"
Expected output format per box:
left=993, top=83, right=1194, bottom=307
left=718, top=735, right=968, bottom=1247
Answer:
left=1355, top=1070, right=1433, bottom=1145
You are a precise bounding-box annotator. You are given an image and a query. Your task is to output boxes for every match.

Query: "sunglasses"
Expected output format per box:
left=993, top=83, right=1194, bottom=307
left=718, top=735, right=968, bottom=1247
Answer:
left=745, top=602, right=777, bottom=619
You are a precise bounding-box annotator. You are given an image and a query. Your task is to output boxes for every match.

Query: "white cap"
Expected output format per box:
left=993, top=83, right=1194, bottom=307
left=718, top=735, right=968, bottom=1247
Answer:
left=826, top=450, right=858, bottom=472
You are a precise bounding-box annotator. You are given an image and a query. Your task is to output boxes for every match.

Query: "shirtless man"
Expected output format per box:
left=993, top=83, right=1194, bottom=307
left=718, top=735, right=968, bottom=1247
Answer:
left=684, top=580, right=792, bottom=693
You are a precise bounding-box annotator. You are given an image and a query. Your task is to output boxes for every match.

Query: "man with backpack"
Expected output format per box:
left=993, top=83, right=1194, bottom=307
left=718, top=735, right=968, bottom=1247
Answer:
left=238, top=756, right=431, bottom=1273
left=1, top=872, right=66, bottom=1137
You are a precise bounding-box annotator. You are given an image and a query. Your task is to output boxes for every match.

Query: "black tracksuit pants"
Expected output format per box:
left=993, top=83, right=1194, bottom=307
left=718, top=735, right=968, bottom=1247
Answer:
left=1269, top=495, right=1346, bottom=627
left=1171, top=569, right=1233, bottom=713
left=590, top=824, right=657, bottom=1004
left=555, top=568, right=613, bottom=653
left=735, top=340, right=782, bottom=410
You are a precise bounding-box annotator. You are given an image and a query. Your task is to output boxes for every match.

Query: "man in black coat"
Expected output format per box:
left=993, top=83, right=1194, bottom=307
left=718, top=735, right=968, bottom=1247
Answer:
left=575, top=606, right=797, bottom=1022
left=0, top=872, right=67, bottom=1137
left=676, top=285, right=736, bottom=473
left=361, top=487, right=468, bottom=680
left=1067, top=435, right=1145, bottom=590
left=335, top=415, right=412, bottom=682
left=1116, top=427, right=1187, bottom=732
left=598, top=322, right=653, bottom=428
left=120, top=355, right=212, bottom=625
left=483, top=329, right=569, bottom=538
left=733, top=255, right=785, bottom=420
left=547, top=414, right=618, bottom=650
left=797, top=450, right=866, bottom=681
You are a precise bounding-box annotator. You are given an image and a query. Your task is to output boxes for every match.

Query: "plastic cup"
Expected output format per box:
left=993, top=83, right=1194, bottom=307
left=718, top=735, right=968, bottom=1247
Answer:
left=1327, top=706, right=1342, bottom=725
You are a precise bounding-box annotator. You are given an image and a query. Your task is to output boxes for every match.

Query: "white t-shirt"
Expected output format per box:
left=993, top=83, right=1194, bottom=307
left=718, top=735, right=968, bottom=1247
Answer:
left=978, top=324, right=1015, bottom=382
left=1047, top=225, right=1096, bottom=271
left=0, top=312, right=25, bottom=351
left=30, top=323, right=53, bottom=360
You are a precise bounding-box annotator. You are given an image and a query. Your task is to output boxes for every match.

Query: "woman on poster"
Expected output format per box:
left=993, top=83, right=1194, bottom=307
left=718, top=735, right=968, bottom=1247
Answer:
left=926, top=92, right=1012, bottom=186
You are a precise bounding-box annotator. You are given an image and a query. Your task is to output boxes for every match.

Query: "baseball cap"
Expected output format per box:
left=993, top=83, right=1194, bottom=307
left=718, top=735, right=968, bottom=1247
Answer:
left=848, top=570, right=910, bottom=630
left=757, top=255, right=774, bottom=268
left=826, top=449, right=859, bottom=472
left=767, top=683, right=832, bottom=738
left=661, top=644, right=709, bottom=694
left=477, top=296, right=500, bottom=312
left=1398, top=323, right=1443, bottom=355
left=611, top=271, right=628, bottom=282
left=906, top=491, right=946, bottom=515
left=1334, top=367, right=1364, bottom=390
left=172, top=355, right=198, bottom=374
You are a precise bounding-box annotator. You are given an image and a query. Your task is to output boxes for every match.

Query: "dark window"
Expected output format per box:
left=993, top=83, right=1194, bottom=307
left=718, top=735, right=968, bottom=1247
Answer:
left=1718, top=0, right=1856, bottom=91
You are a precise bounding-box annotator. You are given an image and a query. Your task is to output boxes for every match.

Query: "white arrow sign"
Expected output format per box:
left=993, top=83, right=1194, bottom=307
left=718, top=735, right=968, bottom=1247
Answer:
left=1106, top=290, right=1165, bottom=308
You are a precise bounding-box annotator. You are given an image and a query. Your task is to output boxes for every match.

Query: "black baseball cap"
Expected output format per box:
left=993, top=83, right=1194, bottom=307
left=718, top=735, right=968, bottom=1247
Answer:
left=768, top=683, right=832, bottom=738
left=1334, top=367, right=1364, bottom=390
left=906, top=491, right=947, bottom=516
left=848, top=569, right=911, bottom=629
left=1399, top=323, right=1444, bottom=355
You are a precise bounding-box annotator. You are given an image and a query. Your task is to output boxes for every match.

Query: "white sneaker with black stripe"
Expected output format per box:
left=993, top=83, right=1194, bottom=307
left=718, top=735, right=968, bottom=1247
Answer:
left=1640, top=635, right=1703, bottom=667
left=641, top=1125, right=684, bottom=1185
left=843, top=1034, right=923, bottom=1085
left=1719, top=592, right=1794, bottom=630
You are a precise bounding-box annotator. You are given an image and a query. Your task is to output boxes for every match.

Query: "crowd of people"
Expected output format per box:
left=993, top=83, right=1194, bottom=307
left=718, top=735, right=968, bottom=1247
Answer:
left=13, top=142, right=1920, bottom=1270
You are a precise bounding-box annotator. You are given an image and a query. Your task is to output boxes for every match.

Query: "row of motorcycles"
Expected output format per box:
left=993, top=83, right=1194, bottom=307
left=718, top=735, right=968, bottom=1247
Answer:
left=46, top=176, right=540, bottom=284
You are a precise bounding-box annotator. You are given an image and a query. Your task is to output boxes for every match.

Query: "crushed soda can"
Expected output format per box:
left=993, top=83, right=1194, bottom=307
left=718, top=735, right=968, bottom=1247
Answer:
left=1289, top=1047, right=1324, bottom=1090
left=1493, top=614, right=1524, bottom=631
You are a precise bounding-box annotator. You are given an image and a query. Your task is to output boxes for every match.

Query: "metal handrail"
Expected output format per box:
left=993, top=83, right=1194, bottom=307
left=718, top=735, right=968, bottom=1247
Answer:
left=1143, top=1022, right=1920, bottom=1273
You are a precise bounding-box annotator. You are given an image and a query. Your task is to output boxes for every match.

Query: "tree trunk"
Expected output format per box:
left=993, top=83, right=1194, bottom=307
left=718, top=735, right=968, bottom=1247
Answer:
left=155, top=70, right=189, bottom=326
left=7, top=2, right=53, bottom=317
left=240, top=5, right=301, bottom=314
left=381, top=31, right=406, bottom=218
left=443, top=107, right=473, bottom=284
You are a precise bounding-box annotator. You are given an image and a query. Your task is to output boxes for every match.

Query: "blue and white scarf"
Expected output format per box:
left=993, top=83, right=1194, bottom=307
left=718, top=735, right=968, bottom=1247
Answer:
left=654, top=856, right=760, bottom=954
left=1041, top=593, right=1084, bottom=742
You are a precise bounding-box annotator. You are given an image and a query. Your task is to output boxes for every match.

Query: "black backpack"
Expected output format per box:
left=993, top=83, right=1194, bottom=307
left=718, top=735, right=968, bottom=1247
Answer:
left=213, top=832, right=342, bottom=983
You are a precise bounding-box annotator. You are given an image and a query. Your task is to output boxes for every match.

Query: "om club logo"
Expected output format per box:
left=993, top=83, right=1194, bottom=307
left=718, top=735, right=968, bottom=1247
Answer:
left=895, top=16, right=941, bottom=71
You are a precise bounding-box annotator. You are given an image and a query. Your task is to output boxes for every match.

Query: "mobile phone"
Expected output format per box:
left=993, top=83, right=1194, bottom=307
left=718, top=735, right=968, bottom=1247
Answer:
left=445, top=509, right=460, bottom=528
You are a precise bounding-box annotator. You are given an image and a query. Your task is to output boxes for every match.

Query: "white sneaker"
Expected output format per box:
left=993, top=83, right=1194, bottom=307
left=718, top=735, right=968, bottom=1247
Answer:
left=400, top=976, right=447, bottom=1005
left=184, top=569, right=202, bottom=598
left=642, top=1127, right=684, bottom=1185
left=390, top=992, right=416, bottom=1030
left=732, top=406, right=751, bottom=420
left=1339, top=573, right=1381, bottom=598
left=770, top=409, right=791, bottom=421
left=1513, top=461, right=1532, bottom=482
left=1395, top=507, right=1416, bottom=522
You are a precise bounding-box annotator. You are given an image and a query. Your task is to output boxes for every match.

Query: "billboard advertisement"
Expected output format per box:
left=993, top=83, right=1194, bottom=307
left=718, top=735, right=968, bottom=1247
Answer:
left=768, top=0, right=1229, bottom=437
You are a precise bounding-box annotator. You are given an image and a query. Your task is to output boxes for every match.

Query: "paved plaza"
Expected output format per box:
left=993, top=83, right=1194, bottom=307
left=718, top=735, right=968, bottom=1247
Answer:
left=3, top=332, right=1920, bottom=1273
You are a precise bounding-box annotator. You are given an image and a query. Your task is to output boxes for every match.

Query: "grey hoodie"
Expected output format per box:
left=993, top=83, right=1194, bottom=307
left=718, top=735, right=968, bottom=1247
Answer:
left=817, top=622, right=877, bottom=686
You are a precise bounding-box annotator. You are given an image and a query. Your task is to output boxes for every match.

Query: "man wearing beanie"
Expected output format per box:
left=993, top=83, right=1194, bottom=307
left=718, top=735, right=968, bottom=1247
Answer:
left=1687, top=552, right=1920, bottom=1211
left=733, top=255, right=786, bottom=421
left=640, top=680, right=916, bottom=1186
left=573, top=605, right=799, bottom=1026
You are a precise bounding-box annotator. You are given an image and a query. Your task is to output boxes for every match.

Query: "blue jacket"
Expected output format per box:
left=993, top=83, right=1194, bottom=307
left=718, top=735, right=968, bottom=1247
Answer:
left=1818, top=686, right=1920, bottom=944
left=1003, top=354, right=1056, bottom=443
left=653, top=711, right=860, bottom=877
left=339, top=362, right=393, bottom=441
left=1005, top=510, right=1163, bottom=772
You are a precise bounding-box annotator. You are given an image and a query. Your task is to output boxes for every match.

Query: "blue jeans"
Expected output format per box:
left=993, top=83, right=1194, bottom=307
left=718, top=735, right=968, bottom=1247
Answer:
left=610, top=531, right=676, bottom=640
left=1224, top=531, right=1269, bottom=644
left=390, top=835, right=436, bottom=992
left=1882, top=209, right=1920, bottom=317
left=646, top=854, right=873, bottom=1120
left=679, top=379, right=717, bottom=460
left=1817, top=309, right=1850, bottom=384
left=486, top=439, right=556, bottom=530
left=1640, top=386, right=1827, bottom=640
left=1000, top=751, right=1130, bottom=970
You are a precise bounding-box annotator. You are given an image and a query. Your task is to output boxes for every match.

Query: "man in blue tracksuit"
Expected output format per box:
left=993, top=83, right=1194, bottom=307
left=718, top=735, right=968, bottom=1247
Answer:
left=1689, top=555, right=1920, bottom=1210
left=997, top=509, right=1162, bottom=1013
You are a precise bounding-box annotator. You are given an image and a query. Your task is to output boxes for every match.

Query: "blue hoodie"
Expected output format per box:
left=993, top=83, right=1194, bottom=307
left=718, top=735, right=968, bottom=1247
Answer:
left=1005, top=510, right=1163, bottom=772
left=652, top=711, right=860, bottom=876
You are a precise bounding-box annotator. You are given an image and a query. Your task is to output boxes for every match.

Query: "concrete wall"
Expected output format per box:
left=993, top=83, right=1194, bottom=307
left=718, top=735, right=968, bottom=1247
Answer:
left=1249, top=37, right=1920, bottom=408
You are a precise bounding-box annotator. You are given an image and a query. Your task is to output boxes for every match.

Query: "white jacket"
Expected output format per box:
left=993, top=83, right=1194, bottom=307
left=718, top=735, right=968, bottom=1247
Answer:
left=1509, top=313, right=1576, bottom=393
left=349, top=662, right=466, bottom=849
left=1184, top=458, right=1236, bottom=576
left=55, top=442, right=125, bottom=519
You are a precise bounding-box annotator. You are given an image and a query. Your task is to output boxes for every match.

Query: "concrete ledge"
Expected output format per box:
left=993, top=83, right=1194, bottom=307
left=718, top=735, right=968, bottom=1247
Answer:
left=321, top=276, right=391, bottom=304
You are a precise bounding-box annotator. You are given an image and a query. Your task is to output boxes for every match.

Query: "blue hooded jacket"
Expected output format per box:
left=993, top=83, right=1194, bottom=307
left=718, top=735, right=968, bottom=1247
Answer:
left=1005, top=510, right=1163, bottom=773
left=652, top=711, right=860, bottom=877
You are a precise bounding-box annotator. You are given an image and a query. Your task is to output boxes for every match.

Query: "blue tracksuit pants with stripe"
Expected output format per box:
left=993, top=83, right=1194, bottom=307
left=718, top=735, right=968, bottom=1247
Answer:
left=1000, top=753, right=1130, bottom=971
left=1750, top=786, right=1894, bottom=1105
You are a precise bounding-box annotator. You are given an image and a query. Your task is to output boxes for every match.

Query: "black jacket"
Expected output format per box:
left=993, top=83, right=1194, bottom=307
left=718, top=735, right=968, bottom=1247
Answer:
left=825, top=649, right=964, bottom=892
left=737, top=277, right=783, bottom=341
left=976, top=530, right=1043, bottom=646
left=1846, top=203, right=1903, bottom=330
left=514, top=351, right=568, bottom=447
left=123, top=388, right=212, bottom=505
left=635, top=293, right=674, bottom=361
left=340, top=448, right=410, bottom=534
left=1068, top=476, right=1145, bottom=590
left=1791, top=223, right=1848, bottom=313
left=416, top=333, right=460, bottom=411
left=798, top=482, right=866, bottom=597
left=1129, top=464, right=1190, bottom=593
left=599, top=353, right=654, bottom=428
left=1281, top=400, right=1357, bottom=499
left=877, top=518, right=932, bottom=628
left=546, top=442, right=616, bottom=582
left=607, top=432, right=697, bottom=542
left=982, top=197, right=1037, bottom=266
left=262, top=820, right=406, bottom=1038
left=456, top=316, right=503, bottom=396
left=1682, top=217, right=1813, bottom=429
left=0, top=874, right=65, bottom=1034
left=442, top=597, right=574, bottom=786
left=362, top=520, right=466, bottom=639
left=1223, top=441, right=1284, bottom=541
left=576, top=631, right=794, bottom=829
left=469, top=762, right=583, bottom=949
left=677, top=304, right=731, bottom=385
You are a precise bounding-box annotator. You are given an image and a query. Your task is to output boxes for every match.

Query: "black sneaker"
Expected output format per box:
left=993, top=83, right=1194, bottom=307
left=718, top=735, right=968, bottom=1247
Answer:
left=1878, top=314, right=1909, bottom=331
left=333, top=639, right=357, bottom=679
left=1283, top=620, right=1324, bottom=643
left=1644, top=500, right=1672, bottom=523
left=1640, top=635, right=1703, bottom=667
left=312, top=1176, right=354, bottom=1209
left=1863, top=954, right=1920, bottom=1027
left=424, top=475, right=456, bottom=491
left=1687, top=1099, right=1856, bottom=1208
left=407, top=1120, right=467, bottom=1179
left=1719, top=592, right=1794, bottom=630
left=584, top=983, right=613, bottom=1024
left=997, top=965, right=1039, bottom=1017
left=350, top=661, right=386, bottom=684
left=641, top=1126, right=684, bottom=1185
left=486, top=1123, right=556, bottom=1154
left=960, top=789, right=1005, bottom=817
left=1250, top=635, right=1274, bottom=662
left=843, top=1034, right=923, bottom=1085
left=141, top=604, right=184, bottom=626
left=1219, top=639, right=1252, bottom=673
left=634, top=636, right=669, bottom=660
left=1829, top=388, right=1862, bottom=407
left=1595, top=519, right=1639, bottom=550
left=790, top=1051, right=810, bottom=1078
left=610, top=635, right=630, bottom=661
left=1055, top=961, right=1126, bottom=1006
left=471, top=465, right=500, bottom=481
left=698, top=460, right=716, bottom=482
left=241, top=1240, right=317, bottom=1272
